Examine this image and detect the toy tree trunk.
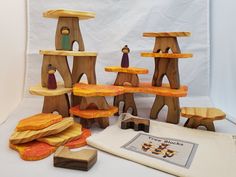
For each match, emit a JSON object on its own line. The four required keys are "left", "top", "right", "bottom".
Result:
{"left": 121, "top": 53, "right": 129, "bottom": 68}
{"left": 48, "top": 74, "right": 57, "bottom": 89}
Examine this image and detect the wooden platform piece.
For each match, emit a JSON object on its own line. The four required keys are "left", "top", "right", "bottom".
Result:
{"left": 120, "top": 113, "right": 150, "bottom": 133}
{"left": 9, "top": 118, "right": 74, "bottom": 144}
{"left": 181, "top": 107, "right": 226, "bottom": 131}
{"left": 54, "top": 146, "right": 97, "bottom": 171}
{"left": 37, "top": 123, "right": 82, "bottom": 146}
{"left": 105, "top": 66, "right": 149, "bottom": 74}
{"left": 40, "top": 50, "right": 97, "bottom": 57}
{"left": 140, "top": 53, "right": 193, "bottom": 59}
{"left": 43, "top": 9, "right": 96, "bottom": 20}
{"left": 29, "top": 82, "right": 72, "bottom": 96}
{"left": 143, "top": 32, "right": 191, "bottom": 37}
{"left": 150, "top": 96, "right": 180, "bottom": 124}
{"left": 73, "top": 83, "right": 124, "bottom": 97}
{"left": 16, "top": 113, "right": 62, "bottom": 131}
{"left": 41, "top": 55, "right": 72, "bottom": 88}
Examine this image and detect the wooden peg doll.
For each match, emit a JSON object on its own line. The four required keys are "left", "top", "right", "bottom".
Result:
{"left": 47, "top": 64, "right": 57, "bottom": 90}
{"left": 61, "top": 27, "right": 70, "bottom": 50}
{"left": 121, "top": 45, "right": 130, "bottom": 68}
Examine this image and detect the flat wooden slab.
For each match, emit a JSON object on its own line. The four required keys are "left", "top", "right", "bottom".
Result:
{"left": 38, "top": 123, "right": 82, "bottom": 146}
{"left": 43, "top": 9, "right": 95, "bottom": 20}
{"left": 124, "top": 82, "right": 188, "bottom": 97}
{"left": 141, "top": 53, "right": 193, "bottom": 59}
{"left": 73, "top": 83, "right": 125, "bottom": 97}
{"left": 70, "top": 105, "right": 118, "bottom": 118}
{"left": 181, "top": 107, "right": 226, "bottom": 120}
{"left": 105, "top": 66, "right": 149, "bottom": 74}
{"left": 29, "top": 82, "right": 72, "bottom": 96}
{"left": 16, "top": 113, "right": 63, "bottom": 131}
{"left": 40, "top": 50, "right": 97, "bottom": 57}
{"left": 9, "top": 118, "right": 74, "bottom": 144}
{"left": 143, "top": 32, "right": 191, "bottom": 38}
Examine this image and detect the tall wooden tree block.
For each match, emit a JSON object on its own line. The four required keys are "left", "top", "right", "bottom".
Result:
{"left": 150, "top": 96, "right": 180, "bottom": 124}
{"left": 71, "top": 56, "right": 97, "bottom": 106}
{"left": 41, "top": 55, "right": 72, "bottom": 88}
{"left": 114, "top": 93, "right": 137, "bottom": 116}
{"left": 80, "top": 96, "right": 110, "bottom": 110}
{"left": 43, "top": 94, "right": 70, "bottom": 117}
{"left": 55, "top": 17, "right": 85, "bottom": 51}
{"left": 114, "top": 72, "right": 139, "bottom": 87}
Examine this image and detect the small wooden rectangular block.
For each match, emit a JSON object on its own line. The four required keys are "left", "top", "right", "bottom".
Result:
{"left": 54, "top": 146, "right": 97, "bottom": 171}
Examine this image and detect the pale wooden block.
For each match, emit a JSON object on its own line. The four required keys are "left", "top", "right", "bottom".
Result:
{"left": 143, "top": 32, "right": 191, "bottom": 37}
{"left": 40, "top": 50, "right": 97, "bottom": 57}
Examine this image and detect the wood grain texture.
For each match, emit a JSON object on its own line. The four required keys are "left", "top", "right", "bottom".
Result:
{"left": 41, "top": 55, "right": 72, "bottom": 88}
{"left": 80, "top": 96, "right": 110, "bottom": 110}
{"left": 150, "top": 96, "right": 180, "bottom": 124}
{"left": 16, "top": 113, "right": 62, "bottom": 131}
{"left": 73, "top": 83, "right": 124, "bottom": 97}
{"left": 105, "top": 66, "right": 148, "bottom": 74}
{"left": 143, "top": 32, "right": 191, "bottom": 37}
{"left": 54, "top": 146, "right": 97, "bottom": 171}
{"left": 9, "top": 118, "right": 74, "bottom": 144}
{"left": 70, "top": 105, "right": 118, "bottom": 118}
{"left": 114, "top": 72, "right": 139, "bottom": 87}
{"left": 37, "top": 123, "right": 82, "bottom": 146}
{"left": 43, "top": 9, "right": 95, "bottom": 19}
{"left": 40, "top": 50, "right": 97, "bottom": 57}
{"left": 42, "top": 94, "right": 70, "bottom": 118}
{"left": 140, "top": 53, "right": 193, "bottom": 58}
{"left": 29, "top": 82, "right": 72, "bottom": 96}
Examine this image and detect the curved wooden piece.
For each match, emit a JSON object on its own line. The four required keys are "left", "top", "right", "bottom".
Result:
{"left": 41, "top": 55, "right": 72, "bottom": 88}
{"left": 184, "top": 117, "right": 215, "bottom": 131}
{"left": 55, "top": 17, "right": 85, "bottom": 51}
{"left": 143, "top": 32, "right": 191, "bottom": 38}
{"left": 40, "top": 50, "right": 97, "bottom": 57}
{"left": 141, "top": 53, "right": 192, "bottom": 58}
{"left": 80, "top": 96, "right": 110, "bottom": 110}
{"left": 105, "top": 66, "right": 148, "bottom": 74}
{"left": 43, "top": 9, "right": 96, "bottom": 20}
{"left": 113, "top": 94, "right": 137, "bottom": 116}
{"left": 43, "top": 94, "right": 70, "bottom": 117}
{"left": 114, "top": 72, "right": 139, "bottom": 87}
{"left": 150, "top": 96, "right": 180, "bottom": 124}
{"left": 73, "top": 83, "right": 124, "bottom": 97}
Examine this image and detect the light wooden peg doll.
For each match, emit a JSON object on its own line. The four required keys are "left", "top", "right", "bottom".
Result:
{"left": 47, "top": 64, "right": 57, "bottom": 90}
{"left": 121, "top": 45, "right": 130, "bottom": 68}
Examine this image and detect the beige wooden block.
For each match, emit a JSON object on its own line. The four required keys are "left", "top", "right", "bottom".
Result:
{"left": 38, "top": 123, "right": 82, "bottom": 146}
{"left": 9, "top": 118, "right": 74, "bottom": 144}
{"left": 143, "top": 32, "right": 191, "bottom": 37}
{"left": 39, "top": 50, "right": 97, "bottom": 57}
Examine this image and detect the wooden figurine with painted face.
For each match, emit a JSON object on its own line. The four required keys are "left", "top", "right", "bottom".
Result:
{"left": 61, "top": 27, "right": 70, "bottom": 50}
{"left": 121, "top": 45, "right": 130, "bottom": 68}
{"left": 47, "top": 64, "right": 57, "bottom": 90}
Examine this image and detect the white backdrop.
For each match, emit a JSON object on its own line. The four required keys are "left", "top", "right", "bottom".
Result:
{"left": 25, "top": 0, "right": 210, "bottom": 97}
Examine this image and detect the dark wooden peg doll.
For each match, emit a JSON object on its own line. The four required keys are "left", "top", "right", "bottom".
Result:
{"left": 47, "top": 64, "right": 57, "bottom": 90}
{"left": 121, "top": 45, "right": 130, "bottom": 68}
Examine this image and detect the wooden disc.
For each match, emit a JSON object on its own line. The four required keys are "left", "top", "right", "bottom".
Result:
{"left": 105, "top": 66, "right": 148, "bottom": 74}
{"left": 141, "top": 53, "right": 193, "bottom": 59}
{"left": 143, "top": 32, "right": 191, "bottom": 37}
{"left": 40, "top": 50, "right": 97, "bottom": 57}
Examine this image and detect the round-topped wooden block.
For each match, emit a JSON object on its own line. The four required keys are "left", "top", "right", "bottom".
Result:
{"left": 123, "top": 82, "right": 188, "bottom": 97}
{"left": 141, "top": 53, "right": 193, "bottom": 59}
{"left": 43, "top": 9, "right": 95, "bottom": 20}
{"left": 70, "top": 105, "right": 118, "bottom": 119}
{"left": 105, "top": 66, "right": 148, "bottom": 74}
{"left": 40, "top": 50, "right": 97, "bottom": 57}
{"left": 143, "top": 32, "right": 191, "bottom": 38}
{"left": 29, "top": 83, "right": 72, "bottom": 96}
{"left": 73, "top": 83, "right": 125, "bottom": 97}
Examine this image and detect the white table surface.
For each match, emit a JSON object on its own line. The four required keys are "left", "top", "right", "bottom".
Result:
{"left": 1, "top": 96, "right": 235, "bottom": 177}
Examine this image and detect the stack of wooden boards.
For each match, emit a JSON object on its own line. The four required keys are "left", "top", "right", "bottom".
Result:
{"left": 9, "top": 113, "right": 91, "bottom": 161}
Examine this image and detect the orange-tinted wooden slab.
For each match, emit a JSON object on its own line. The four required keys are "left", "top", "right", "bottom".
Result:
{"left": 65, "top": 129, "right": 91, "bottom": 149}
{"left": 143, "top": 32, "right": 191, "bottom": 37}
{"left": 70, "top": 105, "right": 118, "bottom": 119}
{"left": 37, "top": 123, "right": 82, "bottom": 146}
{"left": 181, "top": 107, "right": 226, "bottom": 120}
{"left": 105, "top": 66, "right": 148, "bottom": 74}
{"left": 43, "top": 9, "right": 95, "bottom": 20}
{"left": 123, "top": 82, "right": 188, "bottom": 97}
{"left": 73, "top": 83, "right": 125, "bottom": 97}
{"left": 141, "top": 53, "right": 193, "bottom": 59}
{"left": 9, "top": 141, "right": 56, "bottom": 161}
{"left": 40, "top": 50, "right": 97, "bottom": 57}
{"left": 10, "top": 118, "right": 74, "bottom": 144}
{"left": 16, "top": 113, "right": 63, "bottom": 131}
